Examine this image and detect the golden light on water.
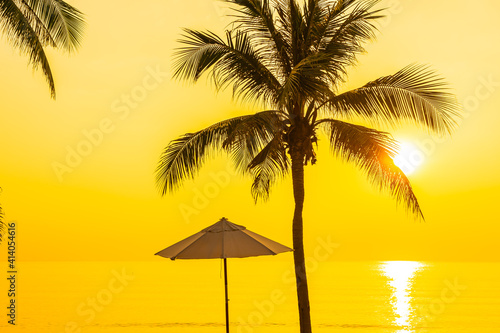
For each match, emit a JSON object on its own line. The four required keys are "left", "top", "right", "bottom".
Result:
{"left": 381, "top": 261, "right": 425, "bottom": 332}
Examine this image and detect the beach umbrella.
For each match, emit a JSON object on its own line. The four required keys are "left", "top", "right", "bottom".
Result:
{"left": 155, "top": 217, "right": 293, "bottom": 333}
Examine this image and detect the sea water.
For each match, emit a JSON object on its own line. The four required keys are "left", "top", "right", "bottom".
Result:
{"left": 1, "top": 260, "right": 499, "bottom": 332}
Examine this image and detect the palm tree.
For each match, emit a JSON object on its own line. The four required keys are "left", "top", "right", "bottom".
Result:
{"left": 0, "top": 1, "right": 84, "bottom": 241}
{"left": 156, "top": 0, "right": 459, "bottom": 332}
{"left": 0, "top": 0, "right": 85, "bottom": 98}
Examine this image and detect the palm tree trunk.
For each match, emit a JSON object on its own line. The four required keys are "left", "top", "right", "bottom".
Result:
{"left": 290, "top": 150, "right": 312, "bottom": 333}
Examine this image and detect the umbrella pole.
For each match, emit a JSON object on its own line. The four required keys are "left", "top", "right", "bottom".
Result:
{"left": 224, "top": 258, "right": 229, "bottom": 333}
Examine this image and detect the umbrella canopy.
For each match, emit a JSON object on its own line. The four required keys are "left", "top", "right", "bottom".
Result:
{"left": 155, "top": 217, "right": 292, "bottom": 333}
{"left": 155, "top": 217, "right": 293, "bottom": 259}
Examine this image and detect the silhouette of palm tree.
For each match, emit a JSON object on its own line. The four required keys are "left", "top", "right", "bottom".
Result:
{"left": 156, "top": 1, "right": 460, "bottom": 332}
{"left": 0, "top": 0, "right": 84, "bottom": 243}
{"left": 0, "top": 0, "right": 85, "bottom": 98}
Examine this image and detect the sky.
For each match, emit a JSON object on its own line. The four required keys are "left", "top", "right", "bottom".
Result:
{"left": 0, "top": 0, "right": 499, "bottom": 262}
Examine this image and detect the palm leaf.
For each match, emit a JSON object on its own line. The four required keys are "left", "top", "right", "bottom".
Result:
{"left": 327, "top": 64, "right": 461, "bottom": 135}
{"left": 225, "top": 110, "right": 284, "bottom": 172}
{"left": 225, "top": 0, "right": 292, "bottom": 76}
{"left": 248, "top": 134, "right": 289, "bottom": 201}
{"left": 278, "top": 51, "right": 343, "bottom": 103}
{"left": 279, "top": 0, "right": 384, "bottom": 102}
{"left": 22, "top": 0, "right": 85, "bottom": 52}
{"left": 288, "top": 0, "right": 305, "bottom": 63}
{"left": 173, "top": 28, "right": 281, "bottom": 104}
{"left": 310, "top": 0, "right": 382, "bottom": 56}
{"left": 316, "top": 0, "right": 382, "bottom": 85}
{"left": 324, "top": 0, "right": 382, "bottom": 49}
{"left": 12, "top": 0, "right": 56, "bottom": 47}
{"left": 320, "top": 118, "right": 423, "bottom": 219}
{"left": 0, "top": 0, "right": 55, "bottom": 97}
{"left": 156, "top": 111, "right": 281, "bottom": 195}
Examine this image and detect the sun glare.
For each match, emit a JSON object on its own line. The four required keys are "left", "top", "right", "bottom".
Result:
{"left": 392, "top": 142, "right": 424, "bottom": 175}
{"left": 381, "top": 261, "right": 425, "bottom": 332}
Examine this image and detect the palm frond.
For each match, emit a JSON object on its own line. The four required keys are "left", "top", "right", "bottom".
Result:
{"left": 12, "top": 0, "right": 56, "bottom": 47}
{"left": 320, "top": 118, "right": 423, "bottom": 219}
{"left": 309, "top": 1, "right": 382, "bottom": 52}
{"left": 0, "top": 0, "right": 55, "bottom": 97}
{"left": 224, "top": 0, "right": 292, "bottom": 76}
{"left": 327, "top": 64, "right": 461, "bottom": 135}
{"left": 278, "top": 0, "right": 383, "bottom": 101}
{"left": 156, "top": 111, "right": 282, "bottom": 195}
{"left": 248, "top": 134, "right": 289, "bottom": 201}
{"left": 278, "top": 51, "right": 341, "bottom": 103}
{"left": 225, "top": 110, "right": 284, "bottom": 172}
{"left": 314, "top": 0, "right": 383, "bottom": 84}
{"left": 324, "top": 0, "right": 382, "bottom": 48}
{"left": 22, "top": 0, "right": 85, "bottom": 52}
{"left": 173, "top": 28, "right": 281, "bottom": 105}
{"left": 222, "top": 108, "right": 288, "bottom": 200}
{"left": 303, "top": 0, "right": 332, "bottom": 47}
{"left": 288, "top": 0, "right": 305, "bottom": 64}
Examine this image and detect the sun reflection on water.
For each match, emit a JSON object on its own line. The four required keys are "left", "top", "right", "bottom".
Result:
{"left": 381, "top": 261, "right": 425, "bottom": 332}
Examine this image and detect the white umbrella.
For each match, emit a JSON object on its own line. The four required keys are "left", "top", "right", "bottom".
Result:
{"left": 155, "top": 217, "right": 292, "bottom": 332}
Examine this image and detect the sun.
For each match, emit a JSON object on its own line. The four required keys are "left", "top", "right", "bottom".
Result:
{"left": 392, "top": 141, "right": 425, "bottom": 175}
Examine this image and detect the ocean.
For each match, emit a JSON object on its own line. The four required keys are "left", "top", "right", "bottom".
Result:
{"left": 1, "top": 260, "right": 499, "bottom": 332}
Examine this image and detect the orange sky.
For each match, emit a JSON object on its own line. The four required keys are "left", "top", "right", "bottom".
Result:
{"left": 0, "top": 0, "right": 499, "bottom": 262}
